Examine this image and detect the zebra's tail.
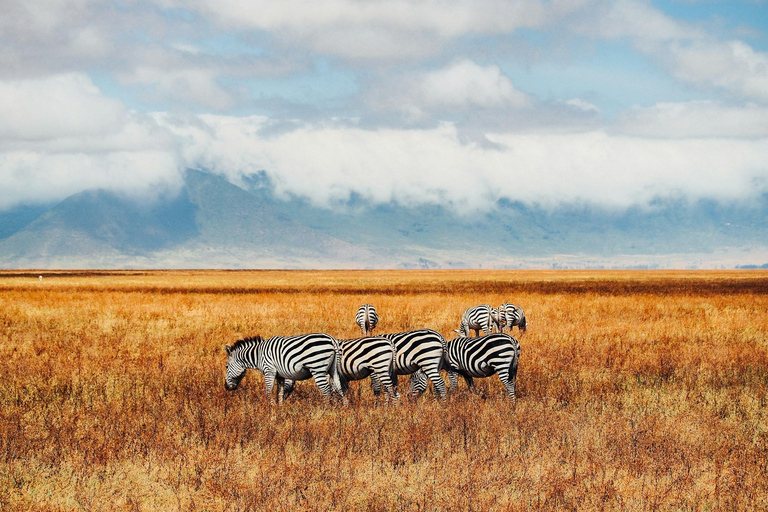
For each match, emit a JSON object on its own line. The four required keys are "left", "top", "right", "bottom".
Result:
{"left": 330, "top": 342, "right": 349, "bottom": 402}
{"left": 435, "top": 330, "right": 459, "bottom": 392}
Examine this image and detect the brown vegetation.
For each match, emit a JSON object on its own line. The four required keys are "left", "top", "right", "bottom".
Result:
{"left": 1, "top": 269, "right": 767, "bottom": 511}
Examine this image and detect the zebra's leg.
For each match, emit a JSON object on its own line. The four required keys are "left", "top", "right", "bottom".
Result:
{"left": 263, "top": 369, "right": 278, "bottom": 405}
{"left": 495, "top": 362, "right": 518, "bottom": 399}
{"left": 283, "top": 379, "right": 296, "bottom": 402}
{"left": 276, "top": 375, "right": 286, "bottom": 405}
{"left": 374, "top": 370, "right": 400, "bottom": 403}
{"left": 447, "top": 369, "right": 459, "bottom": 392}
{"left": 310, "top": 369, "right": 333, "bottom": 402}
{"left": 423, "top": 366, "right": 447, "bottom": 401}
{"left": 370, "top": 374, "right": 383, "bottom": 396}
{"left": 460, "top": 374, "right": 478, "bottom": 394}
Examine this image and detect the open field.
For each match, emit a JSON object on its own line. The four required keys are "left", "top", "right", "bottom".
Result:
{"left": 1, "top": 269, "right": 767, "bottom": 511}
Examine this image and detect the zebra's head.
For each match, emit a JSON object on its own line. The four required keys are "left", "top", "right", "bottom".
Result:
{"left": 509, "top": 306, "right": 526, "bottom": 332}
{"left": 224, "top": 343, "right": 248, "bottom": 391}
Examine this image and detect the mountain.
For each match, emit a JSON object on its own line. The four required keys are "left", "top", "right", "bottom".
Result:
{"left": 0, "top": 169, "right": 766, "bottom": 269}
{"left": 0, "top": 170, "right": 384, "bottom": 268}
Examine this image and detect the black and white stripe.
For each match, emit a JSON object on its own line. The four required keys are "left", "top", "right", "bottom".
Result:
{"left": 337, "top": 336, "right": 399, "bottom": 401}
{"left": 355, "top": 304, "right": 379, "bottom": 336}
{"left": 224, "top": 333, "right": 347, "bottom": 404}
{"left": 446, "top": 333, "right": 521, "bottom": 398}
{"left": 498, "top": 303, "right": 527, "bottom": 333}
{"left": 381, "top": 329, "right": 448, "bottom": 400}
{"left": 456, "top": 305, "right": 496, "bottom": 337}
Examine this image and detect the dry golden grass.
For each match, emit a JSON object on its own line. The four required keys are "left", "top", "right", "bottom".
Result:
{"left": 1, "top": 269, "right": 767, "bottom": 511}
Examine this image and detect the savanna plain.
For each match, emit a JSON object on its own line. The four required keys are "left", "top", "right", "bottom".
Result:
{"left": 1, "top": 269, "right": 767, "bottom": 511}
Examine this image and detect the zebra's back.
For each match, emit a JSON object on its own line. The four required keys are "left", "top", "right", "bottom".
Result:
{"left": 382, "top": 329, "right": 448, "bottom": 400}
{"left": 460, "top": 305, "right": 495, "bottom": 336}
{"left": 448, "top": 333, "right": 521, "bottom": 398}
{"left": 338, "top": 336, "right": 396, "bottom": 381}
{"left": 355, "top": 304, "right": 379, "bottom": 336}
{"left": 500, "top": 303, "right": 526, "bottom": 332}
{"left": 224, "top": 332, "right": 347, "bottom": 404}
{"left": 382, "top": 329, "right": 446, "bottom": 375}
{"left": 262, "top": 333, "right": 341, "bottom": 380}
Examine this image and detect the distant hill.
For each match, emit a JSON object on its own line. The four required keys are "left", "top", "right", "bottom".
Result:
{"left": 1, "top": 169, "right": 766, "bottom": 268}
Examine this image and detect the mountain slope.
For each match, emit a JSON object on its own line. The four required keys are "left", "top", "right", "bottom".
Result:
{"left": 0, "top": 169, "right": 766, "bottom": 269}
{"left": 0, "top": 170, "right": 384, "bottom": 268}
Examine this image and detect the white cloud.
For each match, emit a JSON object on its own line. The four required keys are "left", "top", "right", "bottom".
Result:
{"left": 0, "top": 74, "right": 127, "bottom": 140}
{"left": 615, "top": 101, "right": 768, "bottom": 138}
{"left": 366, "top": 60, "right": 532, "bottom": 121}
{"left": 565, "top": 0, "right": 768, "bottom": 103}
{"left": 0, "top": 74, "right": 181, "bottom": 209}
{"left": 585, "top": 0, "right": 704, "bottom": 41}
{"left": 662, "top": 40, "right": 768, "bottom": 102}
{"left": 119, "top": 65, "right": 235, "bottom": 110}
{"left": 172, "top": 0, "right": 548, "bottom": 60}
{"left": 420, "top": 60, "right": 532, "bottom": 109}
{"left": 157, "top": 114, "right": 768, "bottom": 212}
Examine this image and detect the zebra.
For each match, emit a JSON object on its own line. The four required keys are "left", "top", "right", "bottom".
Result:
{"left": 335, "top": 336, "right": 399, "bottom": 402}
{"left": 455, "top": 305, "right": 496, "bottom": 337}
{"left": 224, "top": 333, "right": 347, "bottom": 405}
{"left": 355, "top": 304, "right": 379, "bottom": 336}
{"left": 381, "top": 329, "right": 448, "bottom": 400}
{"left": 498, "top": 303, "right": 527, "bottom": 333}
{"left": 445, "top": 333, "right": 521, "bottom": 398}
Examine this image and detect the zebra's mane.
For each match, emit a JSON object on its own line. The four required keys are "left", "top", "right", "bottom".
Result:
{"left": 230, "top": 335, "right": 263, "bottom": 352}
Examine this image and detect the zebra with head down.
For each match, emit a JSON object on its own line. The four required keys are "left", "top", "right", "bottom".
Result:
{"left": 224, "top": 333, "right": 347, "bottom": 405}
{"left": 496, "top": 303, "right": 527, "bottom": 333}
{"left": 456, "top": 305, "right": 497, "bottom": 337}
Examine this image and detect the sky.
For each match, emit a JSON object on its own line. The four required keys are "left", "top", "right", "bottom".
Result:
{"left": 1, "top": 0, "right": 767, "bottom": 214}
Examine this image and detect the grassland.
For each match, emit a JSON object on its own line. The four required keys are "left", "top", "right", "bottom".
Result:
{"left": 1, "top": 269, "right": 767, "bottom": 511}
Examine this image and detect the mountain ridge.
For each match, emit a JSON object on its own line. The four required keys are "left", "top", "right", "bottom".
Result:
{"left": 0, "top": 169, "right": 766, "bottom": 269}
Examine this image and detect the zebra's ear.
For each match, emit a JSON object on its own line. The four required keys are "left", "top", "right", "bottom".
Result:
{"left": 224, "top": 345, "right": 231, "bottom": 355}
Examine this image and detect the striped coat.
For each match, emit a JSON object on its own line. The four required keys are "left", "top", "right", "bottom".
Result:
{"left": 382, "top": 329, "right": 448, "bottom": 400}
{"left": 446, "top": 333, "right": 521, "bottom": 398}
{"left": 498, "top": 303, "right": 527, "bottom": 333}
{"left": 355, "top": 304, "right": 379, "bottom": 336}
{"left": 457, "top": 305, "right": 496, "bottom": 337}
{"left": 337, "top": 336, "right": 399, "bottom": 401}
{"left": 224, "top": 333, "right": 347, "bottom": 404}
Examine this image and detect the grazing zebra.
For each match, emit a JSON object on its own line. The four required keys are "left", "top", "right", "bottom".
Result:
{"left": 456, "top": 305, "right": 496, "bottom": 337}
{"left": 355, "top": 304, "right": 379, "bottom": 336}
{"left": 446, "top": 333, "right": 521, "bottom": 398}
{"left": 224, "top": 333, "right": 347, "bottom": 405}
{"left": 335, "top": 336, "right": 399, "bottom": 401}
{"left": 498, "top": 303, "right": 527, "bottom": 333}
{"left": 381, "top": 329, "right": 448, "bottom": 400}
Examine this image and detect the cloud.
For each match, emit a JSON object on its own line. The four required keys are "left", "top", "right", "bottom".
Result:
{"left": 172, "top": 0, "right": 549, "bottom": 60}
{"left": 0, "top": 74, "right": 181, "bottom": 209}
{"left": 566, "top": 0, "right": 768, "bottom": 103}
{"left": 419, "top": 60, "right": 532, "bottom": 110}
{"left": 614, "top": 101, "right": 768, "bottom": 138}
{"left": 661, "top": 40, "right": 768, "bottom": 102}
{"left": 364, "top": 60, "right": 532, "bottom": 124}
{"left": 584, "top": 0, "right": 704, "bottom": 41}
{"left": 157, "top": 114, "right": 768, "bottom": 213}
{"left": 0, "top": 74, "right": 127, "bottom": 140}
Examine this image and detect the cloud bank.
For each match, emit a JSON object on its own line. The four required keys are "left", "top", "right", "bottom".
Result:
{"left": 1, "top": 0, "right": 767, "bottom": 217}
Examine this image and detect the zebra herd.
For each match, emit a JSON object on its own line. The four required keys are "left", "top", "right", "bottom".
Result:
{"left": 223, "top": 303, "right": 525, "bottom": 405}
